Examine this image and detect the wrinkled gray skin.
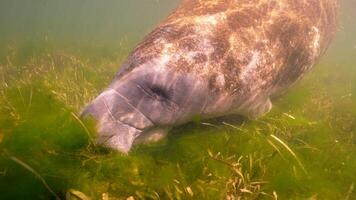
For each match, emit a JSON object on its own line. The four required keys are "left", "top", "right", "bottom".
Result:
{"left": 82, "top": 67, "right": 210, "bottom": 152}
{"left": 82, "top": 0, "right": 337, "bottom": 153}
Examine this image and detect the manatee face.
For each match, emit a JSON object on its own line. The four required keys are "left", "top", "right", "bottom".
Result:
{"left": 82, "top": 65, "right": 209, "bottom": 153}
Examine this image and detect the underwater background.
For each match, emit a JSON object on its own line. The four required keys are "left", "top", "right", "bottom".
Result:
{"left": 0, "top": 0, "right": 355, "bottom": 199}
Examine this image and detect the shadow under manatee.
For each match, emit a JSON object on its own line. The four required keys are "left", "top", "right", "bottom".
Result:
{"left": 134, "top": 114, "right": 247, "bottom": 156}
{"left": 170, "top": 114, "right": 246, "bottom": 137}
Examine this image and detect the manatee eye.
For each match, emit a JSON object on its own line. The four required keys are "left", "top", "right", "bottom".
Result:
{"left": 150, "top": 86, "right": 171, "bottom": 101}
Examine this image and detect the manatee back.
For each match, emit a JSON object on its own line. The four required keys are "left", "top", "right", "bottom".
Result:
{"left": 115, "top": 0, "right": 336, "bottom": 97}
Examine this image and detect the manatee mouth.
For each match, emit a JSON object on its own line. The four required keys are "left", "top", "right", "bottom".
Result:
{"left": 81, "top": 89, "right": 154, "bottom": 153}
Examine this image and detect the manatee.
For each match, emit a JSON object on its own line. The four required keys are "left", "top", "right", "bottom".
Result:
{"left": 82, "top": 0, "right": 337, "bottom": 153}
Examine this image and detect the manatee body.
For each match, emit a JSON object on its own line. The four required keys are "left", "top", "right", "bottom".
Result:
{"left": 83, "top": 0, "right": 337, "bottom": 152}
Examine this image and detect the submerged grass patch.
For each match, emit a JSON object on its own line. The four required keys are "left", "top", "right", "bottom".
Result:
{"left": 0, "top": 46, "right": 355, "bottom": 200}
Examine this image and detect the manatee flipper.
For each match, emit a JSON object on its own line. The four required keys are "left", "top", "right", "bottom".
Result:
{"left": 246, "top": 98, "right": 272, "bottom": 119}
{"left": 134, "top": 127, "right": 170, "bottom": 145}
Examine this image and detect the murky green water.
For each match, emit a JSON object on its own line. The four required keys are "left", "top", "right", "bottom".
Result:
{"left": 0, "top": 0, "right": 355, "bottom": 199}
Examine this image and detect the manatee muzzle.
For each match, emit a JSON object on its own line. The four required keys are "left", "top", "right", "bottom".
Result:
{"left": 81, "top": 89, "right": 154, "bottom": 153}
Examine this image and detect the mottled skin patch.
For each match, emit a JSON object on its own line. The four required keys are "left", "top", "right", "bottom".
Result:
{"left": 117, "top": 0, "right": 336, "bottom": 113}
{"left": 84, "top": 0, "right": 337, "bottom": 152}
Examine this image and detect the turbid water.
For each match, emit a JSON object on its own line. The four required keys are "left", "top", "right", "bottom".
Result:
{"left": 0, "top": 0, "right": 355, "bottom": 199}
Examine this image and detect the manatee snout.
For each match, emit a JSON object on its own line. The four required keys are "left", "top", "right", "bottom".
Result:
{"left": 82, "top": 68, "right": 209, "bottom": 152}
{"left": 81, "top": 89, "right": 151, "bottom": 153}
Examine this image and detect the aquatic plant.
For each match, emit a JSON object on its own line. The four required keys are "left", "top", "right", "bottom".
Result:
{"left": 0, "top": 43, "right": 354, "bottom": 199}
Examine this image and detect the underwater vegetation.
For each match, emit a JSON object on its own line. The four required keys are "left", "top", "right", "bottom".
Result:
{"left": 0, "top": 39, "right": 355, "bottom": 199}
